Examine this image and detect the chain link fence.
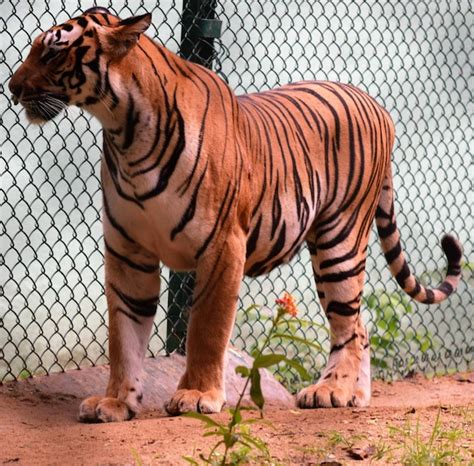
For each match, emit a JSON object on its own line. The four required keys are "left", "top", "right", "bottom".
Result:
{"left": 1, "top": 0, "right": 472, "bottom": 386}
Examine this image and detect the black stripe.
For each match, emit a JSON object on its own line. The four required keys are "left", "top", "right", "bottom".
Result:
{"left": 395, "top": 261, "right": 411, "bottom": 288}
{"left": 330, "top": 333, "right": 357, "bottom": 354}
{"left": 136, "top": 105, "right": 186, "bottom": 200}
{"left": 316, "top": 259, "right": 366, "bottom": 283}
{"left": 111, "top": 284, "right": 158, "bottom": 317}
{"left": 384, "top": 242, "right": 402, "bottom": 264}
{"left": 407, "top": 282, "right": 421, "bottom": 298}
{"left": 170, "top": 164, "right": 207, "bottom": 240}
{"left": 103, "top": 138, "right": 143, "bottom": 208}
{"left": 307, "top": 240, "right": 317, "bottom": 255}
{"left": 319, "top": 249, "right": 357, "bottom": 269}
{"left": 376, "top": 205, "right": 391, "bottom": 220}
{"left": 447, "top": 265, "right": 461, "bottom": 276}
{"left": 103, "top": 62, "right": 119, "bottom": 109}
{"left": 177, "top": 80, "right": 212, "bottom": 195}
{"left": 105, "top": 241, "right": 159, "bottom": 273}
{"left": 117, "top": 307, "right": 141, "bottom": 324}
{"left": 194, "top": 183, "right": 234, "bottom": 260}
{"left": 271, "top": 182, "right": 282, "bottom": 239}
{"left": 292, "top": 86, "right": 341, "bottom": 150}
{"left": 246, "top": 214, "right": 263, "bottom": 259}
{"left": 422, "top": 289, "right": 435, "bottom": 304}
{"left": 123, "top": 93, "right": 140, "bottom": 150}
{"left": 246, "top": 221, "right": 287, "bottom": 276}
{"left": 103, "top": 195, "right": 136, "bottom": 244}
{"left": 128, "top": 79, "right": 176, "bottom": 169}
{"left": 326, "top": 301, "right": 359, "bottom": 317}
{"left": 438, "top": 281, "right": 454, "bottom": 296}
{"left": 77, "top": 17, "right": 88, "bottom": 28}
{"left": 378, "top": 221, "right": 397, "bottom": 239}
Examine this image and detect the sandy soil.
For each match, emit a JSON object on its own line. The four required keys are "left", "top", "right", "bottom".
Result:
{"left": 0, "top": 373, "right": 473, "bottom": 465}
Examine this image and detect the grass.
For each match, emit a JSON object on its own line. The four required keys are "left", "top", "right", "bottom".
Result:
{"left": 293, "top": 407, "right": 472, "bottom": 465}
{"left": 385, "top": 407, "right": 472, "bottom": 465}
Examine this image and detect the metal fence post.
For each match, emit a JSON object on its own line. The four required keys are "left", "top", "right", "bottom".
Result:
{"left": 166, "top": 0, "right": 222, "bottom": 355}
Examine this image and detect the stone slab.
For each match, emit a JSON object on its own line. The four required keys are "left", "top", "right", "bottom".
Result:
{"left": 1, "top": 349, "right": 295, "bottom": 413}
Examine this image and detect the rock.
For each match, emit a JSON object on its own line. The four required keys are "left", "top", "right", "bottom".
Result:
{"left": 347, "top": 443, "right": 376, "bottom": 460}
{"left": 0, "top": 348, "right": 294, "bottom": 413}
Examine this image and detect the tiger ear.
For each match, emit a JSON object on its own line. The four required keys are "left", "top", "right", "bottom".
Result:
{"left": 103, "top": 13, "right": 152, "bottom": 57}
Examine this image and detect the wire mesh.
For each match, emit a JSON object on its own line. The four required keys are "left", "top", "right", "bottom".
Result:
{"left": 0, "top": 0, "right": 472, "bottom": 384}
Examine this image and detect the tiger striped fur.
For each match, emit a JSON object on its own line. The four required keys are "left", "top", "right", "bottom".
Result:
{"left": 9, "top": 8, "right": 463, "bottom": 422}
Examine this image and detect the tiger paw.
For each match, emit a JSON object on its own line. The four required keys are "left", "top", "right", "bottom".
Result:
{"left": 165, "top": 388, "right": 225, "bottom": 415}
{"left": 350, "top": 386, "right": 371, "bottom": 408}
{"left": 296, "top": 380, "right": 355, "bottom": 408}
{"left": 78, "top": 396, "right": 135, "bottom": 423}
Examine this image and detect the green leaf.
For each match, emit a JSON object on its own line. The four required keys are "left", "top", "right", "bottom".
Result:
{"left": 203, "top": 430, "right": 226, "bottom": 437}
{"left": 366, "top": 294, "right": 378, "bottom": 309}
{"left": 280, "top": 318, "right": 329, "bottom": 332}
{"left": 229, "top": 406, "right": 242, "bottom": 424}
{"left": 182, "top": 456, "right": 200, "bottom": 465}
{"left": 371, "top": 335, "right": 393, "bottom": 351}
{"left": 241, "top": 418, "right": 275, "bottom": 428}
{"left": 283, "top": 357, "right": 312, "bottom": 381}
{"left": 372, "top": 357, "right": 388, "bottom": 369}
{"left": 241, "top": 304, "right": 260, "bottom": 315}
{"left": 239, "top": 432, "right": 269, "bottom": 455}
{"left": 224, "top": 432, "right": 238, "bottom": 449}
{"left": 235, "top": 365, "right": 251, "bottom": 378}
{"left": 250, "top": 348, "right": 260, "bottom": 359}
{"left": 253, "top": 353, "right": 286, "bottom": 369}
{"left": 376, "top": 320, "right": 388, "bottom": 330}
{"left": 250, "top": 368, "right": 264, "bottom": 410}
{"left": 183, "top": 412, "right": 223, "bottom": 428}
{"left": 271, "top": 333, "right": 324, "bottom": 351}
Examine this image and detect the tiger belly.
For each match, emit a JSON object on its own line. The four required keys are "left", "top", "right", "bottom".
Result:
{"left": 244, "top": 196, "right": 318, "bottom": 277}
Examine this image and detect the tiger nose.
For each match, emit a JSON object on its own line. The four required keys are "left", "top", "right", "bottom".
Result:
{"left": 9, "top": 74, "right": 24, "bottom": 104}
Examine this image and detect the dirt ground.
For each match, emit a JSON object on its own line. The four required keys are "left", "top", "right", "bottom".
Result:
{"left": 0, "top": 373, "right": 473, "bottom": 465}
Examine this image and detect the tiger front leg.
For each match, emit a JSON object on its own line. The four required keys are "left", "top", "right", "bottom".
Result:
{"left": 297, "top": 250, "right": 371, "bottom": 408}
{"left": 165, "top": 234, "right": 245, "bottom": 415}
{"left": 79, "top": 241, "right": 160, "bottom": 423}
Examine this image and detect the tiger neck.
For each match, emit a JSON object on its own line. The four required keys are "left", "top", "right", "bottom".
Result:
{"left": 82, "top": 41, "right": 197, "bottom": 203}
{"left": 85, "top": 42, "right": 181, "bottom": 165}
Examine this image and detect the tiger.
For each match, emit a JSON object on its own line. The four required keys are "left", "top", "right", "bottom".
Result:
{"left": 9, "top": 7, "right": 463, "bottom": 423}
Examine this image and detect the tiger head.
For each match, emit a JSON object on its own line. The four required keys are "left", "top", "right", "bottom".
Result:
{"left": 8, "top": 7, "right": 151, "bottom": 123}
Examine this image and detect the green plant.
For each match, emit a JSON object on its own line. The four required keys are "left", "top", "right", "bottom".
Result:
{"left": 18, "top": 369, "right": 31, "bottom": 380}
{"left": 130, "top": 447, "right": 144, "bottom": 466}
{"left": 364, "top": 290, "right": 433, "bottom": 378}
{"left": 235, "top": 301, "right": 327, "bottom": 393}
{"left": 184, "top": 293, "right": 313, "bottom": 465}
{"left": 388, "top": 408, "right": 468, "bottom": 465}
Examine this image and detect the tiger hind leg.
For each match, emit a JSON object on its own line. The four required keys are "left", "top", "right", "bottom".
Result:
{"left": 297, "top": 239, "right": 371, "bottom": 408}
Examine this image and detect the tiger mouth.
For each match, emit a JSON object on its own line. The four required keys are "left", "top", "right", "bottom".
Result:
{"left": 19, "top": 93, "right": 69, "bottom": 122}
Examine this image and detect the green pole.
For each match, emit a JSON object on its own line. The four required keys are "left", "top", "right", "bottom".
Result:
{"left": 166, "top": 0, "right": 222, "bottom": 354}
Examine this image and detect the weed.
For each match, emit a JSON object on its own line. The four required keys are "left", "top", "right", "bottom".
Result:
{"left": 387, "top": 408, "right": 469, "bottom": 465}
{"left": 17, "top": 369, "right": 31, "bottom": 380}
{"left": 235, "top": 302, "right": 326, "bottom": 393}
{"left": 363, "top": 290, "right": 433, "bottom": 379}
{"left": 130, "top": 447, "right": 143, "bottom": 466}
{"left": 184, "top": 293, "right": 313, "bottom": 465}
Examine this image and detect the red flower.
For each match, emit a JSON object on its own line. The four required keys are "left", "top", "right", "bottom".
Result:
{"left": 275, "top": 292, "right": 298, "bottom": 317}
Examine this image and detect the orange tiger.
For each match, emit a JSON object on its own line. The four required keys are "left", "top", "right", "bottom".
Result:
{"left": 9, "top": 7, "right": 462, "bottom": 422}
